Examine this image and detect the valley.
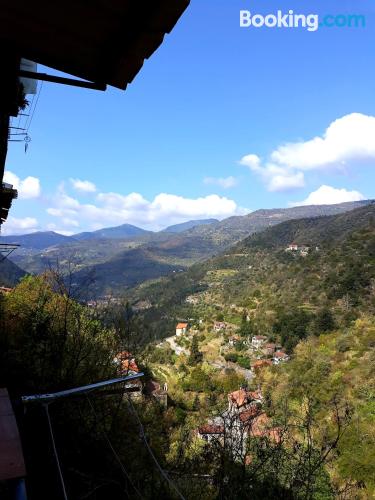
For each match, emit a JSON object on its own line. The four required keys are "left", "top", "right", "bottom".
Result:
{"left": 1, "top": 200, "right": 374, "bottom": 498}
{"left": 1, "top": 199, "right": 371, "bottom": 298}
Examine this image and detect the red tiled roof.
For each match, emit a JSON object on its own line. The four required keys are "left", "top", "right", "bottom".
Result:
{"left": 229, "top": 388, "right": 262, "bottom": 408}
{"left": 121, "top": 359, "right": 139, "bottom": 373}
{"left": 198, "top": 424, "right": 224, "bottom": 435}
{"left": 229, "top": 388, "right": 248, "bottom": 407}
{"left": 248, "top": 390, "right": 263, "bottom": 401}
{"left": 274, "top": 351, "right": 288, "bottom": 358}
{"left": 176, "top": 322, "right": 188, "bottom": 329}
{"left": 249, "top": 413, "right": 282, "bottom": 443}
{"left": 239, "top": 406, "right": 260, "bottom": 423}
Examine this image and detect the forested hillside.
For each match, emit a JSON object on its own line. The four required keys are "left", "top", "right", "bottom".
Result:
{"left": 0, "top": 204, "right": 374, "bottom": 499}
{"left": 5, "top": 200, "right": 371, "bottom": 297}
{"left": 131, "top": 203, "right": 375, "bottom": 346}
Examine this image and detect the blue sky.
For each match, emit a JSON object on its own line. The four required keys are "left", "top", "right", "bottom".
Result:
{"left": 3, "top": 0, "right": 375, "bottom": 235}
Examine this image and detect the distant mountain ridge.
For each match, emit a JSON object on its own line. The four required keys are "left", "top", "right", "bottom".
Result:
{"left": 0, "top": 231, "right": 75, "bottom": 250}
{"left": 132, "top": 202, "right": 375, "bottom": 315}
{"left": 74, "top": 223, "right": 150, "bottom": 240}
{"left": 4, "top": 200, "right": 374, "bottom": 297}
{"left": 185, "top": 200, "right": 372, "bottom": 243}
{"left": 163, "top": 219, "right": 218, "bottom": 233}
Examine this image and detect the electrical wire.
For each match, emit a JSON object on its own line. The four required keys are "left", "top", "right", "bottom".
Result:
{"left": 17, "top": 93, "right": 34, "bottom": 132}
{"left": 127, "top": 397, "right": 186, "bottom": 500}
{"left": 44, "top": 403, "right": 69, "bottom": 500}
{"left": 85, "top": 394, "right": 144, "bottom": 499}
{"left": 25, "top": 80, "right": 43, "bottom": 132}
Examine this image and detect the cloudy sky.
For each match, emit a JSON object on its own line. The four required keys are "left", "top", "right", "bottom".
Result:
{"left": 3, "top": 0, "right": 375, "bottom": 235}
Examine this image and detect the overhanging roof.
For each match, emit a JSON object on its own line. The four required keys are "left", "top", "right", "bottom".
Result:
{"left": 0, "top": 0, "right": 190, "bottom": 89}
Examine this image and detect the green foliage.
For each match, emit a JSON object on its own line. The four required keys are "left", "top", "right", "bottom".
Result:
{"left": 239, "top": 312, "right": 254, "bottom": 337}
{"left": 148, "top": 345, "right": 175, "bottom": 364}
{"left": 182, "top": 366, "right": 214, "bottom": 392}
{"left": 273, "top": 308, "right": 312, "bottom": 352}
{"left": 224, "top": 352, "right": 238, "bottom": 363}
{"left": 312, "top": 307, "right": 336, "bottom": 335}
{"left": 237, "top": 356, "right": 251, "bottom": 369}
{"left": 188, "top": 335, "right": 203, "bottom": 366}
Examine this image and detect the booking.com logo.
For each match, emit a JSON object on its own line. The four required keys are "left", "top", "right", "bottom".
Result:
{"left": 239, "top": 10, "right": 366, "bottom": 32}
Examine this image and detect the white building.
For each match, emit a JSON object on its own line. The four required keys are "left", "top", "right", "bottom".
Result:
{"left": 176, "top": 322, "right": 188, "bottom": 336}
{"left": 251, "top": 335, "right": 267, "bottom": 349}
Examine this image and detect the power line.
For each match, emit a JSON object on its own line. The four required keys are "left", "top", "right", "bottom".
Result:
{"left": 44, "top": 403, "right": 69, "bottom": 500}
{"left": 25, "top": 80, "right": 43, "bottom": 132}
{"left": 127, "top": 396, "right": 186, "bottom": 500}
{"left": 85, "top": 395, "right": 144, "bottom": 499}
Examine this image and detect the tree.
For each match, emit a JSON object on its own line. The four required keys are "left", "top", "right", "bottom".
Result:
{"left": 239, "top": 311, "right": 254, "bottom": 338}
{"left": 188, "top": 335, "right": 203, "bottom": 366}
{"left": 312, "top": 307, "right": 335, "bottom": 335}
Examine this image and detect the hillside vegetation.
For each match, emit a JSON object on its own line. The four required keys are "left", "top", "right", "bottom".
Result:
{"left": 3, "top": 200, "right": 371, "bottom": 297}
{"left": 0, "top": 204, "right": 374, "bottom": 498}
{"left": 131, "top": 204, "right": 375, "bottom": 346}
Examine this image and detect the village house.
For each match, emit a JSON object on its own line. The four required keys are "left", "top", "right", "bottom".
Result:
{"left": 263, "top": 343, "right": 276, "bottom": 356}
{"left": 113, "top": 351, "right": 143, "bottom": 399}
{"left": 286, "top": 243, "right": 310, "bottom": 256}
{"left": 286, "top": 243, "right": 299, "bottom": 251}
{"left": 251, "top": 335, "right": 267, "bottom": 349}
{"left": 228, "top": 388, "right": 263, "bottom": 414}
{"left": 228, "top": 334, "right": 240, "bottom": 347}
{"left": 114, "top": 351, "right": 140, "bottom": 375}
{"left": 214, "top": 321, "right": 226, "bottom": 332}
{"left": 247, "top": 413, "right": 282, "bottom": 443}
{"left": 197, "top": 424, "right": 225, "bottom": 443}
{"left": 175, "top": 322, "right": 188, "bottom": 336}
{"left": 0, "top": 286, "right": 12, "bottom": 294}
{"left": 273, "top": 351, "right": 290, "bottom": 364}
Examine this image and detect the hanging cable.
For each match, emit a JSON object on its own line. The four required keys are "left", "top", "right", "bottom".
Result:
{"left": 25, "top": 80, "right": 43, "bottom": 132}
{"left": 44, "top": 403, "right": 69, "bottom": 500}
{"left": 85, "top": 395, "right": 144, "bottom": 500}
{"left": 18, "top": 92, "right": 35, "bottom": 131}
{"left": 127, "top": 397, "right": 186, "bottom": 500}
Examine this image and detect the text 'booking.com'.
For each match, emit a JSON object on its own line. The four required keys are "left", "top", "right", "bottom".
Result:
{"left": 240, "top": 10, "right": 366, "bottom": 32}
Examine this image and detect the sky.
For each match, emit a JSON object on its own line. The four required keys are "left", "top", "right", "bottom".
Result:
{"left": 3, "top": 0, "right": 375, "bottom": 235}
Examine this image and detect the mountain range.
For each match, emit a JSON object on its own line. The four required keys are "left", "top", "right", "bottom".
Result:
{"left": 131, "top": 202, "right": 375, "bottom": 342}
{"left": 0, "top": 200, "right": 372, "bottom": 294}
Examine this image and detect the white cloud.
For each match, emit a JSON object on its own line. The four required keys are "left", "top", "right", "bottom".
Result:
{"left": 271, "top": 113, "right": 375, "bottom": 170}
{"left": 290, "top": 185, "right": 365, "bottom": 207}
{"left": 1, "top": 216, "right": 39, "bottom": 235}
{"left": 47, "top": 186, "right": 248, "bottom": 231}
{"left": 263, "top": 166, "right": 305, "bottom": 192}
{"left": 239, "top": 154, "right": 261, "bottom": 170}
{"left": 240, "top": 113, "right": 375, "bottom": 192}
{"left": 204, "top": 176, "right": 238, "bottom": 189}
{"left": 70, "top": 178, "right": 97, "bottom": 193}
{"left": 3, "top": 170, "right": 41, "bottom": 199}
